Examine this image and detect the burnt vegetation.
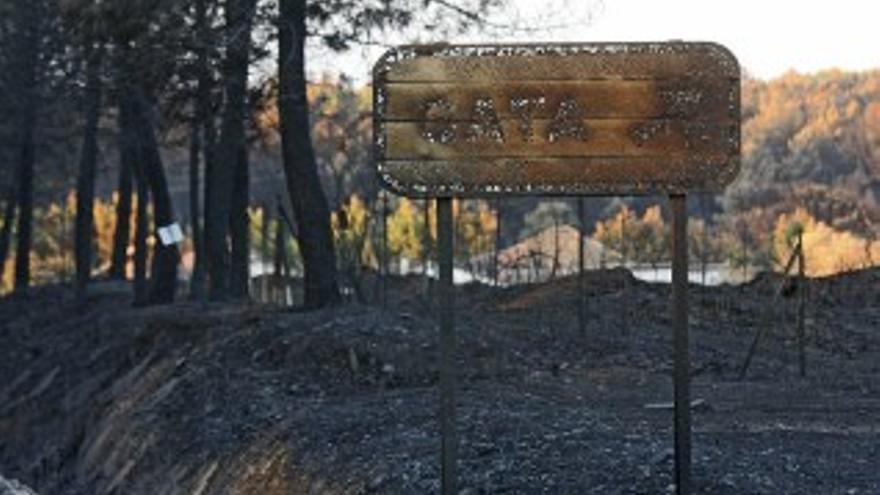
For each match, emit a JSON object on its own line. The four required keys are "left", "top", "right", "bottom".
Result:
{"left": 0, "top": 0, "right": 878, "bottom": 493}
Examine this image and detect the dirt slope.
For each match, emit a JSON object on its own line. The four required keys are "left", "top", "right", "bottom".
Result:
{"left": 0, "top": 270, "right": 878, "bottom": 494}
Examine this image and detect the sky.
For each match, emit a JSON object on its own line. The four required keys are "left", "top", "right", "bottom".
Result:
{"left": 309, "top": 0, "right": 880, "bottom": 83}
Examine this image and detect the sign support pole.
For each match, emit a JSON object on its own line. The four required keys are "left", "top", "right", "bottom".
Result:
{"left": 578, "top": 197, "right": 587, "bottom": 337}
{"left": 437, "top": 197, "right": 457, "bottom": 495}
{"left": 670, "top": 194, "right": 691, "bottom": 495}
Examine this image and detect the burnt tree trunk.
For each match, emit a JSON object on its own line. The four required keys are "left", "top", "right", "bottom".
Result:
{"left": 274, "top": 208, "right": 284, "bottom": 278}
{"left": 200, "top": 118, "right": 218, "bottom": 295}
{"left": 133, "top": 163, "right": 150, "bottom": 306}
{"left": 122, "top": 94, "right": 147, "bottom": 303}
{"left": 278, "top": 0, "right": 340, "bottom": 308}
{"left": 189, "top": 0, "right": 211, "bottom": 301}
{"left": 12, "top": 0, "right": 40, "bottom": 294}
{"left": 205, "top": 0, "right": 255, "bottom": 301}
{"left": 118, "top": 89, "right": 148, "bottom": 303}
{"left": 201, "top": 113, "right": 217, "bottom": 291}
{"left": 260, "top": 203, "right": 270, "bottom": 272}
{"left": 226, "top": 0, "right": 254, "bottom": 300}
{"left": 229, "top": 145, "right": 250, "bottom": 297}
{"left": 74, "top": 44, "right": 104, "bottom": 304}
{"left": 0, "top": 186, "right": 17, "bottom": 287}
{"left": 14, "top": 104, "right": 35, "bottom": 294}
{"left": 189, "top": 117, "right": 205, "bottom": 300}
{"left": 129, "top": 89, "right": 179, "bottom": 304}
{"left": 110, "top": 103, "right": 134, "bottom": 280}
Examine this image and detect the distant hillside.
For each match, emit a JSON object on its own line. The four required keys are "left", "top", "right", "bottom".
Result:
{"left": 725, "top": 69, "right": 880, "bottom": 218}
{"left": 6, "top": 69, "right": 878, "bottom": 253}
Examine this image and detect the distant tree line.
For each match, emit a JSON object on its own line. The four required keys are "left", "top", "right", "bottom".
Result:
{"left": 0, "top": 0, "right": 503, "bottom": 307}
{"left": 0, "top": 5, "right": 877, "bottom": 302}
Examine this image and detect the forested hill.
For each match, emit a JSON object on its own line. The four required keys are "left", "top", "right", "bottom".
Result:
{"left": 725, "top": 69, "right": 880, "bottom": 217}
{"left": 2, "top": 67, "right": 879, "bottom": 294}
{"left": 2, "top": 68, "right": 878, "bottom": 227}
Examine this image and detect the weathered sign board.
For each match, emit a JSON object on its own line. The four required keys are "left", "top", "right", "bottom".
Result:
{"left": 374, "top": 42, "right": 740, "bottom": 197}
{"left": 373, "top": 41, "right": 741, "bottom": 495}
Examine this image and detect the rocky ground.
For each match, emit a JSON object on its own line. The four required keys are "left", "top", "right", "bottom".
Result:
{"left": 0, "top": 268, "right": 878, "bottom": 494}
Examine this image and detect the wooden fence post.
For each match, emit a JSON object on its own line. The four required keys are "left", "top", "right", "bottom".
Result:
{"left": 578, "top": 197, "right": 586, "bottom": 337}
{"left": 797, "top": 232, "right": 806, "bottom": 377}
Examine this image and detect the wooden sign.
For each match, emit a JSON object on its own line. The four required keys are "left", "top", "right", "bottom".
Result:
{"left": 373, "top": 42, "right": 740, "bottom": 197}
{"left": 372, "top": 42, "right": 742, "bottom": 495}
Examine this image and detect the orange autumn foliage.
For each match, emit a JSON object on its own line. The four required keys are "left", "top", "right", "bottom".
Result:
{"left": 774, "top": 208, "right": 879, "bottom": 276}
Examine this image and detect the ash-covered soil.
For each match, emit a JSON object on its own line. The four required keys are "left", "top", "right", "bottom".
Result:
{"left": 1, "top": 268, "right": 879, "bottom": 494}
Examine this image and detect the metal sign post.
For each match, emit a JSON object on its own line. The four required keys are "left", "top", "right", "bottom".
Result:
{"left": 437, "top": 197, "right": 457, "bottom": 494}
{"left": 670, "top": 193, "right": 691, "bottom": 494}
{"left": 373, "top": 41, "right": 740, "bottom": 495}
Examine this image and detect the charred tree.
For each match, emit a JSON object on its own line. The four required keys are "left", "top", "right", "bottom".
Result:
{"left": 133, "top": 164, "right": 150, "bottom": 306}
{"left": 188, "top": 117, "right": 206, "bottom": 300}
{"left": 110, "top": 107, "right": 134, "bottom": 280}
{"left": 229, "top": 144, "right": 250, "bottom": 297}
{"left": 0, "top": 184, "right": 17, "bottom": 286}
{"left": 205, "top": 0, "right": 256, "bottom": 301}
{"left": 11, "top": 0, "right": 41, "bottom": 293}
{"left": 278, "top": 0, "right": 340, "bottom": 308}
{"left": 225, "top": 0, "right": 253, "bottom": 300}
{"left": 129, "top": 89, "right": 179, "bottom": 304}
{"left": 12, "top": 115, "right": 34, "bottom": 293}
{"left": 110, "top": 50, "right": 137, "bottom": 281}
{"left": 274, "top": 207, "right": 285, "bottom": 278}
{"left": 118, "top": 88, "right": 150, "bottom": 304}
{"left": 188, "top": 0, "right": 213, "bottom": 301}
{"left": 200, "top": 111, "right": 218, "bottom": 298}
{"left": 74, "top": 44, "right": 104, "bottom": 304}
